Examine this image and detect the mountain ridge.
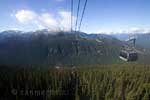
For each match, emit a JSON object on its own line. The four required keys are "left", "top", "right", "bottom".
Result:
{"left": 0, "top": 30, "right": 150, "bottom": 65}
{"left": 0, "top": 30, "right": 123, "bottom": 66}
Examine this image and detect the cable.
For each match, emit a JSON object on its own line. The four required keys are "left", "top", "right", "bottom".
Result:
{"left": 71, "top": 0, "right": 73, "bottom": 32}
{"left": 75, "top": 0, "right": 81, "bottom": 32}
{"left": 78, "top": 0, "right": 88, "bottom": 31}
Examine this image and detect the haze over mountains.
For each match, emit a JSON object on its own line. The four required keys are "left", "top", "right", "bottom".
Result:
{"left": 111, "top": 33, "right": 150, "bottom": 49}
{"left": 0, "top": 29, "right": 150, "bottom": 66}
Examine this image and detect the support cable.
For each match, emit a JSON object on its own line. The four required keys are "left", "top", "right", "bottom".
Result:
{"left": 75, "top": 0, "right": 81, "bottom": 32}
{"left": 78, "top": 0, "right": 88, "bottom": 31}
{"left": 71, "top": 0, "right": 73, "bottom": 32}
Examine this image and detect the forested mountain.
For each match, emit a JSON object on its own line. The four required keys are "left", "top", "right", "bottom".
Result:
{"left": 1, "top": 30, "right": 150, "bottom": 65}
{"left": 0, "top": 30, "right": 123, "bottom": 65}
{"left": 1, "top": 31, "right": 150, "bottom": 99}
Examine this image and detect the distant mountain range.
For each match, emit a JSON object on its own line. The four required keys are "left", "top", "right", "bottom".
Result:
{"left": 0, "top": 30, "right": 150, "bottom": 65}
{"left": 111, "top": 33, "right": 150, "bottom": 49}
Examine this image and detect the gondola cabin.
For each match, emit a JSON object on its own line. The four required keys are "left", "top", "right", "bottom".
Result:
{"left": 119, "top": 50, "right": 138, "bottom": 61}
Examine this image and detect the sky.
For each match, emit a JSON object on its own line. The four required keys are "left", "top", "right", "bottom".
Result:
{"left": 0, "top": 0, "right": 150, "bottom": 34}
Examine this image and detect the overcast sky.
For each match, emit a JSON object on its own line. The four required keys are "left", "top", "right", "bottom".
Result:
{"left": 0, "top": 0, "right": 150, "bottom": 34}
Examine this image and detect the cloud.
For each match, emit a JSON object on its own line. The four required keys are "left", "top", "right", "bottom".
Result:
{"left": 128, "top": 27, "right": 150, "bottom": 33}
{"left": 39, "top": 13, "right": 58, "bottom": 31}
{"left": 14, "top": 9, "right": 75, "bottom": 32}
{"left": 15, "top": 10, "right": 37, "bottom": 23}
{"left": 59, "top": 11, "right": 76, "bottom": 31}
{"left": 119, "top": 27, "right": 150, "bottom": 34}
{"left": 97, "top": 27, "right": 150, "bottom": 34}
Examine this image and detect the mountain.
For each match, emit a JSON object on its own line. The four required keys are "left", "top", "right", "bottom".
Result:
{"left": 136, "top": 34, "right": 150, "bottom": 49}
{"left": 0, "top": 30, "right": 124, "bottom": 66}
{"left": 111, "top": 33, "right": 150, "bottom": 49}
{"left": 1, "top": 30, "right": 150, "bottom": 65}
{"left": 111, "top": 33, "right": 130, "bottom": 41}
